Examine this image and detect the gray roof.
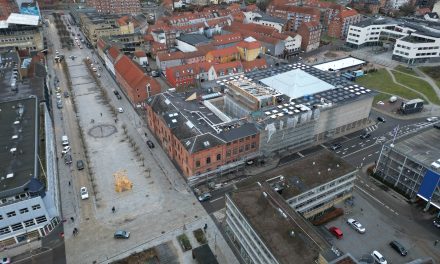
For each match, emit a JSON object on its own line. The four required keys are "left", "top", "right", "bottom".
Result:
{"left": 218, "top": 123, "right": 258, "bottom": 142}
{"left": 393, "top": 127, "right": 440, "bottom": 168}
{"left": 177, "top": 33, "right": 212, "bottom": 46}
{"left": 0, "top": 97, "right": 39, "bottom": 199}
{"left": 255, "top": 12, "right": 286, "bottom": 24}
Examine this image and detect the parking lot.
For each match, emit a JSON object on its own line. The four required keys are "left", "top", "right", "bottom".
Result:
{"left": 322, "top": 188, "right": 437, "bottom": 263}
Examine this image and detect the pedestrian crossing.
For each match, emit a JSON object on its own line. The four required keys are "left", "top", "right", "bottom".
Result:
{"left": 365, "top": 124, "right": 378, "bottom": 133}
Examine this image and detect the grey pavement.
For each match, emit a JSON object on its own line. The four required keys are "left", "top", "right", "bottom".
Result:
{"left": 46, "top": 14, "right": 238, "bottom": 264}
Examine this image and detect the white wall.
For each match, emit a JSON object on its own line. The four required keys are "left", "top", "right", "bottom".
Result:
{"left": 176, "top": 39, "right": 197, "bottom": 52}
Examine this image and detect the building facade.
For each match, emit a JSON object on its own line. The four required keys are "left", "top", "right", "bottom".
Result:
{"left": 86, "top": 0, "right": 140, "bottom": 14}
{"left": 297, "top": 21, "right": 322, "bottom": 52}
{"left": 0, "top": 14, "right": 43, "bottom": 51}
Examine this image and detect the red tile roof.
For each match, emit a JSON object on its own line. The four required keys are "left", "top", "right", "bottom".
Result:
{"left": 157, "top": 51, "right": 186, "bottom": 62}
{"left": 339, "top": 9, "right": 358, "bottom": 19}
{"left": 144, "top": 34, "right": 154, "bottom": 42}
{"left": 108, "top": 46, "right": 121, "bottom": 61}
{"left": 245, "top": 4, "right": 259, "bottom": 12}
{"left": 207, "top": 46, "right": 239, "bottom": 58}
{"left": 237, "top": 40, "right": 262, "bottom": 50}
{"left": 168, "top": 61, "right": 212, "bottom": 78}
{"left": 242, "top": 58, "right": 267, "bottom": 72}
{"left": 213, "top": 33, "right": 243, "bottom": 46}
{"left": 97, "top": 38, "right": 107, "bottom": 50}
{"left": 301, "top": 21, "right": 321, "bottom": 30}
{"left": 134, "top": 50, "right": 147, "bottom": 57}
{"left": 114, "top": 55, "right": 159, "bottom": 97}
{"left": 212, "top": 61, "right": 243, "bottom": 75}
{"left": 117, "top": 15, "right": 130, "bottom": 26}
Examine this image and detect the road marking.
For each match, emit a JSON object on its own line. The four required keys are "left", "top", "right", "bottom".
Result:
{"left": 362, "top": 157, "right": 366, "bottom": 161}
{"left": 368, "top": 154, "right": 372, "bottom": 157}
{"left": 210, "top": 197, "right": 223, "bottom": 203}
{"left": 344, "top": 148, "right": 348, "bottom": 151}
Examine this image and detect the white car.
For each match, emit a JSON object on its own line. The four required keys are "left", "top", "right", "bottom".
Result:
{"left": 61, "top": 146, "right": 71, "bottom": 155}
{"left": 92, "top": 67, "right": 97, "bottom": 72}
{"left": 80, "top": 187, "right": 89, "bottom": 200}
{"left": 371, "top": 250, "right": 387, "bottom": 264}
{"left": 427, "top": 116, "right": 438, "bottom": 122}
{"left": 347, "top": 218, "right": 366, "bottom": 233}
{"left": 117, "top": 107, "right": 124, "bottom": 113}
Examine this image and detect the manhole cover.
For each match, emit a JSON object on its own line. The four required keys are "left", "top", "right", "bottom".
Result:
{"left": 88, "top": 124, "right": 117, "bottom": 138}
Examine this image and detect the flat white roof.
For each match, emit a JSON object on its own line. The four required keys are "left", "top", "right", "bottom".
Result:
{"left": 260, "top": 69, "right": 335, "bottom": 99}
{"left": 313, "top": 57, "right": 365, "bottom": 72}
{"left": 6, "top": 13, "right": 39, "bottom": 26}
{"left": 0, "top": 20, "right": 8, "bottom": 29}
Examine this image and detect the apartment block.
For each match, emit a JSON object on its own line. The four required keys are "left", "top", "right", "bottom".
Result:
{"left": 297, "top": 21, "right": 322, "bottom": 52}
{"left": 0, "top": 13, "right": 43, "bottom": 51}
{"left": 266, "top": 5, "right": 320, "bottom": 31}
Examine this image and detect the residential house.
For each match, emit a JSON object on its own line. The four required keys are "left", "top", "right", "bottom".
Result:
{"left": 327, "top": 9, "right": 361, "bottom": 39}
{"left": 150, "top": 42, "right": 168, "bottom": 59}
{"left": 297, "top": 21, "right": 322, "bottom": 52}
{"left": 156, "top": 51, "right": 186, "bottom": 73}
{"left": 266, "top": 5, "right": 321, "bottom": 31}
{"left": 133, "top": 50, "right": 149, "bottom": 67}
{"left": 236, "top": 38, "right": 263, "bottom": 61}
{"left": 208, "top": 61, "right": 243, "bottom": 80}
{"left": 272, "top": 32, "right": 302, "bottom": 57}
{"left": 165, "top": 61, "right": 212, "bottom": 87}
{"left": 206, "top": 46, "right": 240, "bottom": 64}
{"left": 213, "top": 33, "right": 243, "bottom": 48}
{"left": 114, "top": 55, "right": 161, "bottom": 105}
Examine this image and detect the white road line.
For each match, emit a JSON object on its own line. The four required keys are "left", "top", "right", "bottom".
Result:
{"left": 375, "top": 151, "right": 379, "bottom": 154}
{"left": 351, "top": 145, "right": 356, "bottom": 148}
{"left": 355, "top": 185, "right": 384, "bottom": 206}
{"left": 362, "top": 157, "right": 366, "bottom": 161}
{"left": 210, "top": 197, "right": 223, "bottom": 203}
{"left": 343, "top": 148, "right": 348, "bottom": 151}
{"left": 368, "top": 154, "right": 372, "bottom": 157}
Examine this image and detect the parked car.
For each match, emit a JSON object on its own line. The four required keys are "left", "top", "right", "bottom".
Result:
{"left": 198, "top": 193, "right": 212, "bottom": 202}
{"left": 328, "top": 226, "right": 343, "bottom": 239}
{"left": 146, "top": 140, "right": 155, "bottom": 149}
{"left": 57, "top": 101, "right": 63, "bottom": 109}
{"left": 330, "top": 143, "right": 342, "bottom": 151}
{"left": 389, "top": 240, "right": 408, "bottom": 256}
{"left": 64, "top": 91, "right": 69, "bottom": 98}
{"left": 377, "top": 116, "right": 386, "bottom": 123}
{"left": 80, "top": 187, "right": 89, "bottom": 200}
{"left": 371, "top": 250, "right": 387, "bottom": 264}
{"left": 64, "top": 154, "right": 72, "bottom": 164}
{"left": 360, "top": 132, "right": 371, "bottom": 139}
{"left": 117, "top": 107, "right": 124, "bottom": 113}
{"left": 114, "top": 230, "right": 130, "bottom": 239}
{"left": 347, "top": 218, "right": 366, "bottom": 233}
{"left": 427, "top": 116, "right": 439, "bottom": 122}
{"left": 434, "top": 124, "right": 440, "bottom": 129}
{"left": 77, "top": 160, "right": 85, "bottom": 170}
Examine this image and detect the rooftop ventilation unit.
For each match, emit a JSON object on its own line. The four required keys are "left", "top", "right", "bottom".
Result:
{"left": 10, "top": 148, "right": 17, "bottom": 153}
{"left": 14, "top": 120, "right": 20, "bottom": 125}
{"left": 11, "top": 135, "right": 18, "bottom": 139}
{"left": 6, "top": 173, "right": 14, "bottom": 179}
{"left": 203, "top": 141, "right": 210, "bottom": 147}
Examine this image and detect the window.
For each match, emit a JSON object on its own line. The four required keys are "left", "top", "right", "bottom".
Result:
{"left": 7, "top": 211, "right": 16, "bottom": 217}
{"left": 0, "top": 215, "right": 2, "bottom": 220}
{"left": 233, "top": 148, "right": 238, "bottom": 155}
{"left": 36, "top": 215, "right": 47, "bottom": 224}
{"left": 245, "top": 144, "right": 250, "bottom": 151}
{"left": 196, "top": 160, "right": 200, "bottom": 168}
{"left": 0, "top": 227, "right": 10, "bottom": 235}
{"left": 11, "top": 223, "right": 23, "bottom": 231}
{"left": 216, "top": 154, "right": 221, "bottom": 161}
{"left": 206, "top": 157, "right": 211, "bottom": 164}
{"left": 252, "top": 135, "right": 256, "bottom": 139}
{"left": 19, "top": 208, "right": 29, "bottom": 214}
{"left": 32, "top": 204, "right": 41, "bottom": 210}
{"left": 251, "top": 142, "right": 256, "bottom": 149}
{"left": 239, "top": 147, "right": 244, "bottom": 153}
{"left": 226, "top": 150, "right": 231, "bottom": 157}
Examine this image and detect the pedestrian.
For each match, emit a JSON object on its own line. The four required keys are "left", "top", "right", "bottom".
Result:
{"left": 68, "top": 181, "right": 71, "bottom": 186}
{"left": 144, "top": 133, "right": 147, "bottom": 137}
{"left": 112, "top": 206, "right": 115, "bottom": 213}
{"left": 435, "top": 240, "right": 439, "bottom": 246}
{"left": 100, "top": 112, "right": 102, "bottom": 117}
{"left": 70, "top": 216, "right": 74, "bottom": 222}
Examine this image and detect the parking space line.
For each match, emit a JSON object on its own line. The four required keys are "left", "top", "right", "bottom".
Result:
{"left": 210, "top": 197, "right": 223, "bottom": 203}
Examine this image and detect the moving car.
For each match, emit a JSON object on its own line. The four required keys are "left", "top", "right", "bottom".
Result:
{"left": 198, "top": 193, "right": 212, "bottom": 202}
{"left": 0, "top": 257, "right": 11, "bottom": 264}
{"left": 433, "top": 218, "right": 440, "bottom": 228}
{"left": 80, "top": 187, "right": 89, "bottom": 200}
{"left": 427, "top": 116, "right": 439, "bottom": 122}
{"left": 371, "top": 250, "right": 387, "bottom": 264}
{"left": 330, "top": 143, "right": 342, "bottom": 151}
{"left": 114, "top": 230, "right": 130, "bottom": 239}
{"left": 328, "top": 226, "right": 343, "bottom": 239}
{"left": 64, "top": 154, "right": 72, "bottom": 165}
{"left": 146, "top": 140, "right": 155, "bottom": 149}
{"left": 377, "top": 116, "right": 386, "bottom": 123}
{"left": 62, "top": 146, "right": 71, "bottom": 155}
{"left": 389, "top": 240, "right": 408, "bottom": 256}
{"left": 77, "top": 160, "right": 85, "bottom": 170}
{"left": 347, "top": 218, "right": 366, "bottom": 233}
{"left": 360, "top": 132, "right": 371, "bottom": 139}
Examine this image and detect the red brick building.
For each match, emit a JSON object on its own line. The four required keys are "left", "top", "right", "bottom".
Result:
{"left": 266, "top": 5, "right": 320, "bottom": 31}
{"left": 146, "top": 93, "right": 260, "bottom": 178}
{"left": 327, "top": 9, "right": 361, "bottom": 39}
{"left": 297, "top": 21, "right": 322, "bottom": 52}
{"left": 165, "top": 62, "right": 211, "bottom": 88}
{"left": 206, "top": 46, "right": 240, "bottom": 64}
{"left": 114, "top": 55, "right": 161, "bottom": 105}
{"left": 86, "top": 0, "right": 140, "bottom": 14}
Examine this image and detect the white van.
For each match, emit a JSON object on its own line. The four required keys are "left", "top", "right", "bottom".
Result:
{"left": 62, "top": 135, "right": 69, "bottom": 146}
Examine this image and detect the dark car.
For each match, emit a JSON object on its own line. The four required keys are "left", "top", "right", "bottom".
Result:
{"left": 434, "top": 124, "right": 440, "bottom": 129}
{"left": 360, "top": 132, "right": 371, "bottom": 139}
{"left": 377, "top": 116, "right": 386, "bottom": 123}
{"left": 389, "top": 240, "right": 407, "bottom": 256}
{"left": 64, "top": 91, "right": 69, "bottom": 98}
{"left": 64, "top": 154, "right": 72, "bottom": 165}
{"left": 198, "top": 193, "right": 212, "bottom": 202}
{"left": 146, "top": 140, "right": 155, "bottom": 149}
{"left": 57, "top": 101, "right": 63, "bottom": 109}
{"left": 77, "top": 160, "right": 85, "bottom": 170}
{"left": 330, "top": 143, "right": 342, "bottom": 151}
{"left": 114, "top": 230, "right": 130, "bottom": 239}
{"left": 113, "top": 90, "right": 119, "bottom": 95}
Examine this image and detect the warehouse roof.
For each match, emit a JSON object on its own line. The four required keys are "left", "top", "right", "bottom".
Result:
{"left": 313, "top": 57, "right": 366, "bottom": 72}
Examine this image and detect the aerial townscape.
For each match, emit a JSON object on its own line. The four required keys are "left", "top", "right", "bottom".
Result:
{"left": 1, "top": 0, "right": 440, "bottom": 262}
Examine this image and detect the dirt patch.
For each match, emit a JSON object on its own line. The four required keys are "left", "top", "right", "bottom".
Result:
{"left": 112, "top": 248, "right": 159, "bottom": 264}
